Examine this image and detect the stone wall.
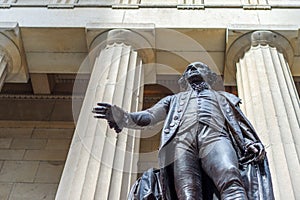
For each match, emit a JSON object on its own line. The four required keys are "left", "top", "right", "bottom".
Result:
{"left": 0, "top": 121, "right": 74, "bottom": 200}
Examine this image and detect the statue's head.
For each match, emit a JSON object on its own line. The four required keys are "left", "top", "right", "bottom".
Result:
{"left": 178, "top": 62, "right": 218, "bottom": 91}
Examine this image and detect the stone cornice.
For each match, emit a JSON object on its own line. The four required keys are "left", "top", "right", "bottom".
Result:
{"left": 0, "top": 120, "right": 75, "bottom": 128}
{"left": 0, "top": 94, "right": 84, "bottom": 100}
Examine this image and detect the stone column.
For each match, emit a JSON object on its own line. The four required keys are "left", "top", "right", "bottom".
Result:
{"left": 0, "top": 49, "right": 9, "bottom": 90}
{"left": 0, "top": 22, "right": 29, "bottom": 86}
{"left": 230, "top": 31, "right": 300, "bottom": 200}
{"left": 56, "top": 29, "right": 148, "bottom": 200}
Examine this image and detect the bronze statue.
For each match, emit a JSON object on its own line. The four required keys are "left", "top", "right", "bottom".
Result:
{"left": 93, "top": 62, "right": 274, "bottom": 200}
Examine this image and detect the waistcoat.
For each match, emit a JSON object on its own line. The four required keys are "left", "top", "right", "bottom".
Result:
{"left": 196, "top": 89, "right": 226, "bottom": 132}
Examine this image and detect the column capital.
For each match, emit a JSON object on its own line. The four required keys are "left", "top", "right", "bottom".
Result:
{"left": 0, "top": 31, "right": 17, "bottom": 74}
{"left": 251, "top": 31, "right": 293, "bottom": 59}
{"left": 0, "top": 47, "right": 9, "bottom": 61}
{"left": 225, "top": 30, "right": 294, "bottom": 85}
{"left": 0, "top": 22, "right": 29, "bottom": 83}
{"left": 85, "top": 24, "right": 155, "bottom": 64}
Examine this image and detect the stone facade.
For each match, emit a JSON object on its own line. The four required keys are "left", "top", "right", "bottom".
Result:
{"left": 0, "top": 1, "right": 299, "bottom": 199}
{"left": 0, "top": 121, "right": 74, "bottom": 200}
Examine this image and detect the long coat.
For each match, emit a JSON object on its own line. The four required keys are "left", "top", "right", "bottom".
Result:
{"left": 126, "top": 90, "right": 274, "bottom": 200}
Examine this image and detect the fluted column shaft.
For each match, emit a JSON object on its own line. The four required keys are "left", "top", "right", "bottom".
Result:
{"left": 235, "top": 31, "right": 300, "bottom": 200}
{"left": 56, "top": 30, "right": 144, "bottom": 200}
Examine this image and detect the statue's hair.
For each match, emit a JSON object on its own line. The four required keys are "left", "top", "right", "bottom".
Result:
{"left": 178, "top": 62, "right": 221, "bottom": 91}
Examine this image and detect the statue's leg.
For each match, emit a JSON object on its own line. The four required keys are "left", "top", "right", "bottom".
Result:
{"left": 200, "top": 137, "right": 247, "bottom": 200}
{"left": 173, "top": 126, "right": 202, "bottom": 200}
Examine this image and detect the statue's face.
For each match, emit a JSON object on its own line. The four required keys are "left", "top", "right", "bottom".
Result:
{"left": 183, "top": 62, "right": 207, "bottom": 84}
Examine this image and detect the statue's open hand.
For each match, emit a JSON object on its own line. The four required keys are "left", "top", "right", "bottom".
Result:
{"left": 92, "top": 103, "right": 125, "bottom": 133}
{"left": 240, "top": 142, "right": 266, "bottom": 164}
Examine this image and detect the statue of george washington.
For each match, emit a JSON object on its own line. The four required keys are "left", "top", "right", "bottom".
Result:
{"left": 93, "top": 62, "right": 274, "bottom": 200}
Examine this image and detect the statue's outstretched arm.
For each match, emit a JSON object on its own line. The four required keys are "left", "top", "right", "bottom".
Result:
{"left": 93, "top": 96, "right": 171, "bottom": 133}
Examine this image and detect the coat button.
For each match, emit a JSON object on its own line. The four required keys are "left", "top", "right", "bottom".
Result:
{"left": 170, "top": 122, "right": 175, "bottom": 127}
{"left": 179, "top": 101, "right": 184, "bottom": 106}
{"left": 164, "top": 129, "right": 170, "bottom": 134}
{"left": 177, "top": 109, "right": 182, "bottom": 113}
{"left": 174, "top": 115, "right": 179, "bottom": 120}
